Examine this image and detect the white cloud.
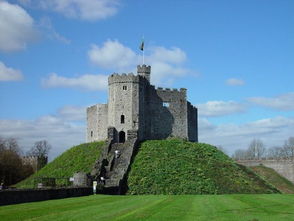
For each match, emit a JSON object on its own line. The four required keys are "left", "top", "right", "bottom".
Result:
{"left": 88, "top": 40, "right": 138, "bottom": 70}
{"left": 0, "top": 115, "right": 85, "bottom": 160}
{"left": 197, "top": 100, "right": 246, "bottom": 117}
{"left": 149, "top": 46, "right": 186, "bottom": 64}
{"left": 88, "top": 39, "right": 194, "bottom": 86}
{"left": 226, "top": 78, "right": 245, "bottom": 86}
{"left": 146, "top": 47, "right": 192, "bottom": 85}
{"left": 0, "top": 1, "right": 36, "bottom": 52}
{"left": 0, "top": 105, "right": 87, "bottom": 159}
{"left": 57, "top": 106, "right": 85, "bottom": 121}
{"left": 199, "top": 116, "right": 294, "bottom": 155}
{"left": 18, "top": 0, "right": 120, "bottom": 21}
{"left": 0, "top": 61, "right": 23, "bottom": 81}
{"left": 248, "top": 93, "right": 294, "bottom": 111}
{"left": 150, "top": 61, "right": 189, "bottom": 85}
{"left": 42, "top": 72, "right": 108, "bottom": 91}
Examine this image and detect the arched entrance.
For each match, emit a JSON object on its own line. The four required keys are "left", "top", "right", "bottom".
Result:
{"left": 118, "top": 131, "right": 125, "bottom": 143}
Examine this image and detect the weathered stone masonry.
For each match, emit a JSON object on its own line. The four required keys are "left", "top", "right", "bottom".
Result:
{"left": 87, "top": 65, "right": 198, "bottom": 143}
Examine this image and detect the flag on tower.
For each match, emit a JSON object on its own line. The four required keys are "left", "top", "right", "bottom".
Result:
{"left": 140, "top": 40, "right": 144, "bottom": 51}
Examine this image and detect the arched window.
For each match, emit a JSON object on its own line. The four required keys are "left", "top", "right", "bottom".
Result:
{"left": 90, "top": 131, "right": 93, "bottom": 137}
{"left": 121, "top": 115, "right": 125, "bottom": 124}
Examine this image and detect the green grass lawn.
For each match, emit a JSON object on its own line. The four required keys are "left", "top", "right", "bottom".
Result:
{"left": 1, "top": 194, "right": 294, "bottom": 221}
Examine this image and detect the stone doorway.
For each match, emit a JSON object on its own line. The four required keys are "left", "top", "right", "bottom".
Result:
{"left": 118, "top": 131, "right": 125, "bottom": 143}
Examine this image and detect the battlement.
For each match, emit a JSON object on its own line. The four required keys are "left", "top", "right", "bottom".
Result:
{"left": 156, "top": 87, "right": 187, "bottom": 95}
{"left": 108, "top": 73, "right": 140, "bottom": 85}
{"left": 22, "top": 155, "right": 39, "bottom": 162}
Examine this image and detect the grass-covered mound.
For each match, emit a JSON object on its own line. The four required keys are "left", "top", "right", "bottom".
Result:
{"left": 127, "top": 139, "right": 279, "bottom": 194}
{"left": 17, "top": 141, "right": 104, "bottom": 188}
{"left": 251, "top": 165, "right": 294, "bottom": 194}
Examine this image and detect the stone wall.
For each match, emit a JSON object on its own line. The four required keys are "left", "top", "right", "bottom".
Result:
{"left": 87, "top": 104, "right": 108, "bottom": 142}
{"left": 146, "top": 87, "right": 189, "bottom": 140}
{"left": 0, "top": 187, "right": 93, "bottom": 206}
{"left": 187, "top": 102, "right": 198, "bottom": 142}
{"left": 22, "top": 155, "right": 48, "bottom": 172}
{"left": 237, "top": 159, "right": 294, "bottom": 183}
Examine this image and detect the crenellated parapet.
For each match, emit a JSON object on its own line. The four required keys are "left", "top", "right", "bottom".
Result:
{"left": 156, "top": 87, "right": 187, "bottom": 96}
{"left": 108, "top": 73, "right": 141, "bottom": 85}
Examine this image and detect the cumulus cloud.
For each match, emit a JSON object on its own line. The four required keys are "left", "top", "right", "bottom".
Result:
{"left": 42, "top": 73, "right": 108, "bottom": 91}
{"left": 88, "top": 39, "right": 193, "bottom": 86}
{"left": 226, "top": 78, "right": 245, "bottom": 86}
{"left": 57, "top": 106, "right": 85, "bottom": 121}
{"left": 197, "top": 100, "right": 246, "bottom": 117}
{"left": 149, "top": 46, "right": 186, "bottom": 64}
{"left": 18, "top": 0, "right": 120, "bottom": 21}
{"left": 0, "top": 105, "right": 87, "bottom": 159}
{"left": 199, "top": 116, "right": 294, "bottom": 155}
{"left": 0, "top": 61, "right": 23, "bottom": 81}
{"left": 88, "top": 40, "right": 138, "bottom": 70}
{"left": 248, "top": 93, "right": 294, "bottom": 111}
{"left": 0, "top": 1, "right": 36, "bottom": 52}
{"left": 0, "top": 114, "right": 85, "bottom": 160}
{"left": 146, "top": 47, "right": 192, "bottom": 85}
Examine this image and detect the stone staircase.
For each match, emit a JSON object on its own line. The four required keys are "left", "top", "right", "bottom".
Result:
{"left": 91, "top": 137, "right": 138, "bottom": 194}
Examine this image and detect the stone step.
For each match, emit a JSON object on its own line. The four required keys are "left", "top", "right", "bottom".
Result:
{"left": 91, "top": 138, "right": 138, "bottom": 190}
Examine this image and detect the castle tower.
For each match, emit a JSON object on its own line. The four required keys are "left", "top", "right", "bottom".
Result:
{"left": 137, "top": 65, "right": 151, "bottom": 82}
{"left": 107, "top": 74, "right": 141, "bottom": 142}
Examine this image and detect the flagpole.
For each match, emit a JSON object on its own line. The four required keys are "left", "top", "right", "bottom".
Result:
{"left": 143, "top": 48, "right": 144, "bottom": 65}
{"left": 141, "top": 35, "right": 144, "bottom": 65}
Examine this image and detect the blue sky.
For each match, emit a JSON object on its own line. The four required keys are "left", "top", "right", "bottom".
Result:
{"left": 0, "top": 0, "right": 293, "bottom": 159}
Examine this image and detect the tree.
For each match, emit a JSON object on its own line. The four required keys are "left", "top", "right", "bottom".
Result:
{"left": 267, "top": 146, "right": 283, "bottom": 159}
{"left": 27, "top": 140, "right": 51, "bottom": 171}
{"left": 0, "top": 137, "right": 21, "bottom": 154}
{"left": 282, "top": 137, "right": 294, "bottom": 160}
{"left": 247, "top": 139, "right": 266, "bottom": 160}
{"left": 0, "top": 137, "right": 33, "bottom": 186}
{"left": 232, "top": 149, "right": 249, "bottom": 160}
{"left": 28, "top": 140, "right": 51, "bottom": 158}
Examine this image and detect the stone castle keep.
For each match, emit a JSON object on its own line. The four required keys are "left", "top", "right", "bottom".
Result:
{"left": 87, "top": 65, "right": 198, "bottom": 143}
